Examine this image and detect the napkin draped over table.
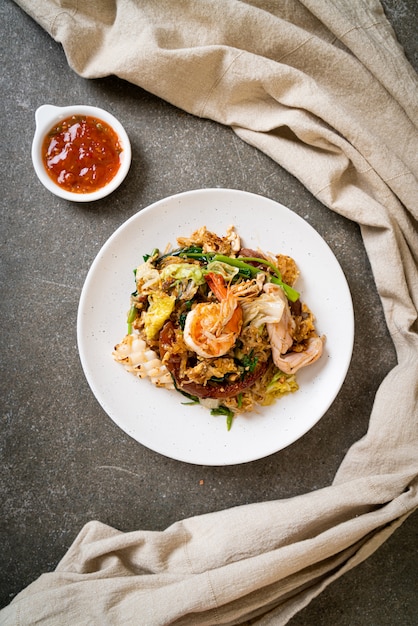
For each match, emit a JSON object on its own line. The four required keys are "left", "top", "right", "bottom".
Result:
{"left": 3, "top": 1, "right": 417, "bottom": 624}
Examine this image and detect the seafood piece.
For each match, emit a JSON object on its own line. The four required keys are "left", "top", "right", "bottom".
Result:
{"left": 183, "top": 273, "right": 242, "bottom": 358}
{"left": 272, "top": 336, "right": 325, "bottom": 375}
{"left": 262, "top": 282, "right": 324, "bottom": 374}
{"left": 263, "top": 283, "right": 295, "bottom": 355}
{"left": 160, "top": 321, "right": 268, "bottom": 399}
{"left": 113, "top": 333, "right": 174, "bottom": 389}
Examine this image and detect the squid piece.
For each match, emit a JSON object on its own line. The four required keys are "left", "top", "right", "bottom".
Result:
{"left": 263, "top": 282, "right": 295, "bottom": 355}
{"left": 272, "top": 336, "right": 325, "bottom": 375}
{"left": 113, "top": 333, "right": 174, "bottom": 389}
{"left": 262, "top": 283, "right": 324, "bottom": 375}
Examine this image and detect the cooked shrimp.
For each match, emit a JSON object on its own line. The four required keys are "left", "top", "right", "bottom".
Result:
{"left": 272, "top": 335, "right": 325, "bottom": 374}
{"left": 183, "top": 273, "right": 242, "bottom": 358}
{"left": 264, "top": 283, "right": 295, "bottom": 355}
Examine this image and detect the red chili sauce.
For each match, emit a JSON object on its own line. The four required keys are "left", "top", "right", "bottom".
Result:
{"left": 42, "top": 115, "right": 122, "bottom": 193}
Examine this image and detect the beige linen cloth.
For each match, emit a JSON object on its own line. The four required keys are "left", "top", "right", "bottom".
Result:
{"left": 3, "top": 1, "right": 417, "bottom": 624}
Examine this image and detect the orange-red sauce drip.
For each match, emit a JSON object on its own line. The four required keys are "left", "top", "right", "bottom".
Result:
{"left": 42, "top": 115, "right": 122, "bottom": 193}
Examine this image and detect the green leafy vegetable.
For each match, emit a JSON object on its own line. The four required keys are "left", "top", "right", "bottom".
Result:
{"left": 171, "top": 378, "right": 200, "bottom": 404}
{"left": 127, "top": 304, "right": 137, "bottom": 334}
{"left": 143, "top": 248, "right": 159, "bottom": 262}
{"left": 157, "top": 245, "right": 204, "bottom": 263}
{"left": 177, "top": 250, "right": 300, "bottom": 302}
{"left": 240, "top": 351, "right": 259, "bottom": 373}
{"left": 211, "top": 405, "right": 234, "bottom": 430}
{"left": 213, "top": 255, "right": 299, "bottom": 301}
{"left": 179, "top": 312, "right": 187, "bottom": 329}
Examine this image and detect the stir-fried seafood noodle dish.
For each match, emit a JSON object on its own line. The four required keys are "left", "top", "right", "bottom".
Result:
{"left": 113, "top": 226, "right": 325, "bottom": 429}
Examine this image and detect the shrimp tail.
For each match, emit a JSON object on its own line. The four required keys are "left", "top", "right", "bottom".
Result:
{"left": 205, "top": 272, "right": 228, "bottom": 300}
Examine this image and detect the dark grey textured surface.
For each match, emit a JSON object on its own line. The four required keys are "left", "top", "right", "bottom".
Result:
{"left": 1, "top": 0, "right": 417, "bottom": 623}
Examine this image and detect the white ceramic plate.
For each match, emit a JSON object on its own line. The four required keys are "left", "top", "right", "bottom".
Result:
{"left": 77, "top": 188, "right": 354, "bottom": 465}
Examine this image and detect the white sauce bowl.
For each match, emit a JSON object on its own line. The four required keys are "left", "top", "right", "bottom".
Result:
{"left": 31, "top": 104, "right": 132, "bottom": 202}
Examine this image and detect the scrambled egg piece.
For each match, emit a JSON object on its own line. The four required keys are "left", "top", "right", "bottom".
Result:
{"left": 144, "top": 293, "right": 175, "bottom": 340}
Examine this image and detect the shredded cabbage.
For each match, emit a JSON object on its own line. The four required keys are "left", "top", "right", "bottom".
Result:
{"left": 241, "top": 292, "right": 285, "bottom": 327}
{"left": 206, "top": 260, "right": 239, "bottom": 281}
{"left": 261, "top": 370, "right": 299, "bottom": 405}
{"left": 136, "top": 261, "right": 160, "bottom": 291}
{"left": 160, "top": 263, "right": 206, "bottom": 285}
